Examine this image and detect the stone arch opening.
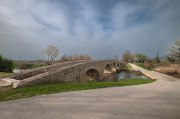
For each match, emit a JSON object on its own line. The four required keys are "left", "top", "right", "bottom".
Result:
{"left": 121, "top": 63, "right": 123, "bottom": 66}
{"left": 117, "top": 63, "right": 119, "bottom": 67}
{"left": 113, "top": 62, "right": 116, "bottom": 67}
{"left": 104, "top": 64, "right": 111, "bottom": 73}
{"left": 105, "top": 64, "right": 111, "bottom": 70}
{"left": 80, "top": 69, "right": 100, "bottom": 82}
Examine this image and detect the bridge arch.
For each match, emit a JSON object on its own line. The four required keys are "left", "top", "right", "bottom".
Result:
{"left": 104, "top": 64, "right": 112, "bottom": 73}
{"left": 113, "top": 62, "right": 116, "bottom": 67}
{"left": 105, "top": 64, "right": 111, "bottom": 70}
{"left": 117, "top": 63, "right": 119, "bottom": 67}
{"left": 80, "top": 68, "right": 100, "bottom": 82}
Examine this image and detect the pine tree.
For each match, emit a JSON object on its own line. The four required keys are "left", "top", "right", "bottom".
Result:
{"left": 155, "top": 53, "right": 161, "bottom": 63}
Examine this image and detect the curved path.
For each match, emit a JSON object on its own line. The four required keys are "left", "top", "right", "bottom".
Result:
{"left": 0, "top": 64, "right": 180, "bottom": 119}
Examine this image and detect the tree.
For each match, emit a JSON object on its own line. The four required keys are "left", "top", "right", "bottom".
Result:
{"left": 122, "top": 50, "right": 134, "bottom": 63}
{"left": 155, "top": 52, "right": 161, "bottom": 63}
{"left": 134, "top": 53, "right": 148, "bottom": 63}
{"left": 167, "top": 38, "right": 180, "bottom": 60}
{"left": 0, "top": 54, "right": 14, "bottom": 72}
{"left": 145, "top": 58, "right": 155, "bottom": 63}
{"left": 37, "top": 45, "right": 60, "bottom": 65}
{"left": 167, "top": 57, "right": 175, "bottom": 63}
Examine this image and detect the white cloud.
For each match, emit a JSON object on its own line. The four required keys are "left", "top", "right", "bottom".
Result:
{"left": 0, "top": 0, "right": 180, "bottom": 60}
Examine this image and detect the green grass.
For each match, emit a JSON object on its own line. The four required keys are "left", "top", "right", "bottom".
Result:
{"left": 0, "top": 78, "right": 155, "bottom": 101}
{"left": 134, "top": 63, "right": 153, "bottom": 71}
{"left": 119, "top": 64, "right": 134, "bottom": 71}
{"left": 127, "top": 64, "right": 134, "bottom": 70}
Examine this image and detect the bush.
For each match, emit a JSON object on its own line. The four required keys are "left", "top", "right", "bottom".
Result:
{"left": 0, "top": 54, "right": 14, "bottom": 72}
{"left": 25, "top": 64, "right": 34, "bottom": 69}
{"left": 145, "top": 58, "right": 155, "bottom": 63}
{"left": 144, "top": 63, "right": 153, "bottom": 69}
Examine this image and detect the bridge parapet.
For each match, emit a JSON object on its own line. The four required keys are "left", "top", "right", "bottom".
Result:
{"left": 0, "top": 60, "right": 88, "bottom": 81}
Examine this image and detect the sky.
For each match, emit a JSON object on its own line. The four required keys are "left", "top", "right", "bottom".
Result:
{"left": 0, "top": 0, "right": 180, "bottom": 60}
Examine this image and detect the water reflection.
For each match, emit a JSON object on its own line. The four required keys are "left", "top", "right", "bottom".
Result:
{"left": 117, "top": 71, "right": 148, "bottom": 79}
{"left": 13, "top": 69, "right": 25, "bottom": 73}
{"left": 103, "top": 71, "right": 148, "bottom": 82}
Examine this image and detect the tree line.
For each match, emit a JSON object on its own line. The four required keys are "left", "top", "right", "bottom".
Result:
{"left": 122, "top": 38, "right": 180, "bottom": 63}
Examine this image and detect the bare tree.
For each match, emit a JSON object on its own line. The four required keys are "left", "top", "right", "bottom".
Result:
{"left": 114, "top": 55, "right": 119, "bottom": 60}
{"left": 59, "top": 54, "right": 92, "bottom": 62}
{"left": 167, "top": 38, "right": 180, "bottom": 60}
{"left": 19, "top": 55, "right": 26, "bottom": 61}
{"left": 37, "top": 45, "right": 60, "bottom": 65}
{"left": 122, "top": 50, "right": 134, "bottom": 63}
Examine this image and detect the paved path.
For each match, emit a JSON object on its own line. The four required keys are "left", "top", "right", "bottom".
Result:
{"left": 0, "top": 64, "right": 180, "bottom": 119}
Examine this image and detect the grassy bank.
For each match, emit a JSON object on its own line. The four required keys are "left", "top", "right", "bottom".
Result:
{"left": 119, "top": 64, "right": 134, "bottom": 71}
{"left": 0, "top": 72, "right": 13, "bottom": 77}
{"left": 0, "top": 78, "right": 155, "bottom": 101}
{"left": 134, "top": 63, "right": 153, "bottom": 71}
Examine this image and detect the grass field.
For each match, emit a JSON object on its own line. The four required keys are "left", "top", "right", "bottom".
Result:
{"left": 0, "top": 78, "right": 155, "bottom": 101}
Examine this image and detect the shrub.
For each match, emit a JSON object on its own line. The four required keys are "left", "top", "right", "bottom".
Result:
{"left": 145, "top": 58, "right": 155, "bottom": 63}
{"left": 0, "top": 54, "right": 14, "bottom": 72}
{"left": 144, "top": 63, "right": 154, "bottom": 69}
{"left": 25, "top": 64, "right": 34, "bottom": 69}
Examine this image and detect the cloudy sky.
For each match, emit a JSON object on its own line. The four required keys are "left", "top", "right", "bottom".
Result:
{"left": 0, "top": 0, "right": 180, "bottom": 60}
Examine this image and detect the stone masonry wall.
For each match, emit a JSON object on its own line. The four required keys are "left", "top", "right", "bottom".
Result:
{"left": 0, "top": 60, "right": 88, "bottom": 80}
{"left": 12, "top": 60, "right": 126, "bottom": 88}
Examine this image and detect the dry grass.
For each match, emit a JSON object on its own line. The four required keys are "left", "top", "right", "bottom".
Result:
{"left": 154, "top": 66, "right": 180, "bottom": 74}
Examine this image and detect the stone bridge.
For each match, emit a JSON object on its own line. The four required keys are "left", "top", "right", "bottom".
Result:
{"left": 0, "top": 60, "right": 126, "bottom": 88}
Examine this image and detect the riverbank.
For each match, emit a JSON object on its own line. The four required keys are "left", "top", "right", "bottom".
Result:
{"left": 118, "top": 64, "right": 134, "bottom": 71}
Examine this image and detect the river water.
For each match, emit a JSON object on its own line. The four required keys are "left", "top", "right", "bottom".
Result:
{"left": 13, "top": 69, "right": 26, "bottom": 73}
{"left": 103, "top": 71, "right": 149, "bottom": 82}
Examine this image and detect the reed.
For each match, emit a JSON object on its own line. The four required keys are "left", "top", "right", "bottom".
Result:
{"left": 154, "top": 66, "right": 180, "bottom": 74}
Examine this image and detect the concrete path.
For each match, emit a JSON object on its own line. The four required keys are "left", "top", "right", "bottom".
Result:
{"left": 0, "top": 64, "right": 180, "bottom": 119}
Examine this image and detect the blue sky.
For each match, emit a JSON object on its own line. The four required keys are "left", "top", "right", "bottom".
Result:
{"left": 0, "top": 0, "right": 180, "bottom": 60}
